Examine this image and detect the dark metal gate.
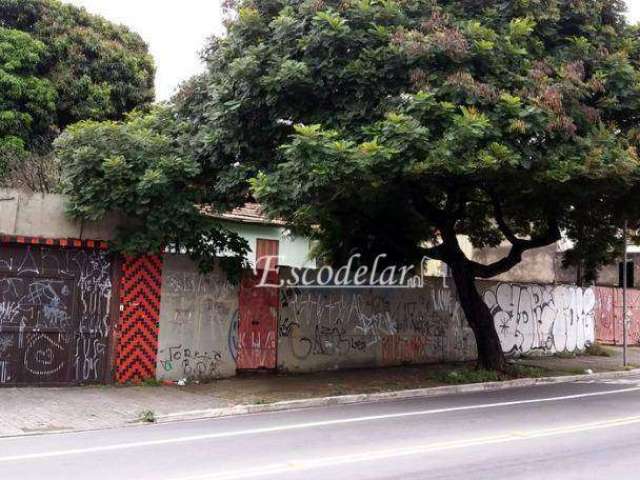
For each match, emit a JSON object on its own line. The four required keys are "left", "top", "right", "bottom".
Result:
{"left": 0, "top": 243, "right": 113, "bottom": 385}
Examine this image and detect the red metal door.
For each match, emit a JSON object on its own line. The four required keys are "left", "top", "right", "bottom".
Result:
{"left": 255, "top": 239, "right": 279, "bottom": 271}
{"left": 237, "top": 270, "right": 278, "bottom": 369}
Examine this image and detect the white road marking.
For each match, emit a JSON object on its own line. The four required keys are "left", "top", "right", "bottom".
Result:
{"left": 179, "top": 415, "right": 640, "bottom": 480}
{"left": 0, "top": 386, "right": 639, "bottom": 463}
{"left": 577, "top": 378, "right": 640, "bottom": 385}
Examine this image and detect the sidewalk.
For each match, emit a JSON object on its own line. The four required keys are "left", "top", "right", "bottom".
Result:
{"left": 1, "top": 346, "right": 637, "bottom": 437}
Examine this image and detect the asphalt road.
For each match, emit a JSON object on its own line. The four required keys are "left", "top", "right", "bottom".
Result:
{"left": 2, "top": 376, "right": 640, "bottom": 480}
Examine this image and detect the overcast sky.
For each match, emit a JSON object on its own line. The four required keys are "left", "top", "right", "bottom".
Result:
{"left": 66, "top": 0, "right": 640, "bottom": 101}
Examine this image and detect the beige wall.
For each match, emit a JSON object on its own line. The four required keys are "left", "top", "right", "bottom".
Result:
{"left": 156, "top": 254, "right": 239, "bottom": 381}
{"left": 426, "top": 238, "right": 568, "bottom": 286}
{"left": 473, "top": 241, "right": 640, "bottom": 288}
{"left": 472, "top": 242, "right": 561, "bottom": 284}
{"left": 0, "top": 188, "right": 119, "bottom": 240}
{"left": 278, "top": 278, "right": 477, "bottom": 373}
{"left": 277, "top": 277, "right": 596, "bottom": 373}
{"left": 561, "top": 252, "right": 640, "bottom": 289}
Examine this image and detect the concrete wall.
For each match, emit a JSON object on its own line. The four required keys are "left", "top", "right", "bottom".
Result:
{"left": 474, "top": 240, "right": 640, "bottom": 289}
{"left": 0, "top": 189, "right": 316, "bottom": 269}
{"left": 595, "top": 286, "right": 640, "bottom": 345}
{"left": 278, "top": 279, "right": 477, "bottom": 373}
{"left": 277, "top": 279, "right": 596, "bottom": 373}
{"left": 145, "top": 258, "right": 600, "bottom": 378}
{"left": 146, "top": 258, "right": 629, "bottom": 380}
{"left": 593, "top": 252, "right": 640, "bottom": 289}
{"left": 0, "top": 188, "right": 120, "bottom": 240}
{"left": 479, "top": 282, "right": 596, "bottom": 356}
{"left": 156, "top": 254, "right": 239, "bottom": 381}
{"left": 220, "top": 220, "right": 315, "bottom": 269}
{"left": 472, "top": 243, "right": 561, "bottom": 284}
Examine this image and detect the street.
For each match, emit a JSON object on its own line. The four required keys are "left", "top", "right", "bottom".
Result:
{"left": 1, "top": 376, "right": 640, "bottom": 479}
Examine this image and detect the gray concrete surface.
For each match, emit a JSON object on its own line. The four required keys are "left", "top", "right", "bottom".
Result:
{"left": 1, "top": 348, "right": 638, "bottom": 438}
{"left": 0, "top": 187, "right": 121, "bottom": 240}
{"left": 1, "top": 375, "right": 639, "bottom": 479}
{"left": 278, "top": 280, "right": 596, "bottom": 374}
{"left": 278, "top": 282, "right": 476, "bottom": 373}
{"left": 156, "top": 254, "right": 239, "bottom": 381}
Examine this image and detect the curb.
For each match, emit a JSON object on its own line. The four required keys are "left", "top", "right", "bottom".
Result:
{"left": 156, "top": 368, "right": 640, "bottom": 424}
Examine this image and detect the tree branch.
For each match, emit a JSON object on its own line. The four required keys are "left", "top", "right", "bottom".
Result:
{"left": 488, "top": 190, "right": 520, "bottom": 245}
{"left": 470, "top": 219, "right": 561, "bottom": 278}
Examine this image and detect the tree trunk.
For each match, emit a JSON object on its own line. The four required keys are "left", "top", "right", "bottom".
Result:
{"left": 449, "top": 261, "right": 507, "bottom": 371}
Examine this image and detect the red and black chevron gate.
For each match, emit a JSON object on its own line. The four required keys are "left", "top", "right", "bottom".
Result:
{"left": 114, "top": 255, "right": 163, "bottom": 384}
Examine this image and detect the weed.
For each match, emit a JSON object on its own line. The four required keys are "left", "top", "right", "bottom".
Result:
{"left": 508, "top": 365, "right": 546, "bottom": 378}
{"left": 584, "top": 343, "right": 612, "bottom": 357}
{"left": 429, "top": 368, "right": 501, "bottom": 385}
{"left": 141, "top": 378, "right": 162, "bottom": 387}
{"left": 139, "top": 410, "right": 156, "bottom": 423}
{"left": 554, "top": 351, "right": 577, "bottom": 359}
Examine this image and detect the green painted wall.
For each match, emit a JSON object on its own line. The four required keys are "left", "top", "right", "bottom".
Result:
{"left": 220, "top": 220, "right": 316, "bottom": 269}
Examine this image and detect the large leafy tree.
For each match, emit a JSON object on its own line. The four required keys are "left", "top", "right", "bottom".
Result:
{"left": 55, "top": 108, "right": 250, "bottom": 278}
{"left": 0, "top": 26, "right": 56, "bottom": 173}
{"left": 175, "top": 0, "right": 640, "bottom": 370}
{"left": 0, "top": 0, "right": 155, "bottom": 184}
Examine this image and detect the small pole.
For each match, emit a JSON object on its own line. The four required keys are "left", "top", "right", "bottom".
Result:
{"left": 623, "top": 220, "right": 628, "bottom": 367}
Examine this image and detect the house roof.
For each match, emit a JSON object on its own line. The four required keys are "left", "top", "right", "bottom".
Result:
{"left": 206, "top": 203, "right": 286, "bottom": 226}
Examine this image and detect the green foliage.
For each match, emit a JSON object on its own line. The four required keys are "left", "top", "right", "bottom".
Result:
{"left": 138, "top": 409, "right": 156, "bottom": 423}
{"left": 141, "top": 378, "right": 163, "bottom": 387}
{"left": 1, "top": 0, "right": 154, "bottom": 183}
{"left": 554, "top": 350, "right": 577, "bottom": 359}
{"left": 584, "top": 343, "right": 612, "bottom": 357}
{"left": 429, "top": 367, "right": 501, "bottom": 384}
{"left": 0, "top": 27, "right": 56, "bottom": 171}
{"left": 429, "top": 364, "right": 546, "bottom": 383}
{"left": 171, "top": 0, "right": 640, "bottom": 368}
{"left": 55, "top": 108, "right": 249, "bottom": 277}
{"left": 177, "top": 0, "right": 640, "bottom": 276}
{"left": 507, "top": 365, "right": 546, "bottom": 378}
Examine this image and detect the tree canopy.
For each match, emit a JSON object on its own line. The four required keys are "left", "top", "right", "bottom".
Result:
{"left": 55, "top": 108, "right": 249, "bottom": 278}
{"left": 0, "top": 26, "right": 56, "bottom": 167}
{"left": 0, "top": 0, "right": 155, "bottom": 182}
{"left": 177, "top": 0, "right": 640, "bottom": 368}
{"left": 58, "top": 0, "right": 640, "bottom": 369}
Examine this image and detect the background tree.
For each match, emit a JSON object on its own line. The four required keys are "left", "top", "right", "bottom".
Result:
{"left": 174, "top": 0, "right": 640, "bottom": 370}
{"left": 0, "top": 27, "right": 56, "bottom": 176}
{"left": 0, "top": 0, "right": 155, "bottom": 187}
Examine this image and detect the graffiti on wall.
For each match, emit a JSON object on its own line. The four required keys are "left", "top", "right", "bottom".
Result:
{"left": 482, "top": 283, "right": 596, "bottom": 355}
{"left": 595, "top": 287, "right": 617, "bottom": 345}
{"left": 156, "top": 256, "right": 238, "bottom": 381}
{"left": 278, "top": 282, "right": 476, "bottom": 372}
{"left": 278, "top": 280, "right": 599, "bottom": 372}
{"left": 0, "top": 245, "right": 112, "bottom": 384}
{"left": 594, "top": 287, "right": 640, "bottom": 346}
{"left": 237, "top": 271, "right": 278, "bottom": 370}
{"left": 158, "top": 344, "right": 223, "bottom": 378}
